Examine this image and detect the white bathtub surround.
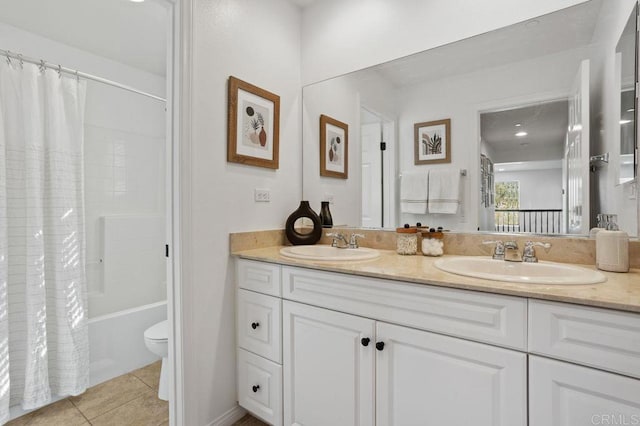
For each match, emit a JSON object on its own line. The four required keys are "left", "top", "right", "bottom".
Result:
{"left": 0, "top": 60, "right": 89, "bottom": 422}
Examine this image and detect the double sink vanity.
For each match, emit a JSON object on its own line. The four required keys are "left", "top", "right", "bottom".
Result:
{"left": 232, "top": 230, "right": 640, "bottom": 426}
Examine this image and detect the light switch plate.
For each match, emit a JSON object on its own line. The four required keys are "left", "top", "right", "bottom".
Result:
{"left": 254, "top": 189, "right": 270, "bottom": 202}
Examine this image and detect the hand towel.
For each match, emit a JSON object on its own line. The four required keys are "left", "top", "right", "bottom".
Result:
{"left": 400, "top": 171, "right": 429, "bottom": 214}
{"left": 428, "top": 169, "right": 460, "bottom": 214}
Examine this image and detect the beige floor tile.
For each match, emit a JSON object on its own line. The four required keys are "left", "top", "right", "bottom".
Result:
{"left": 89, "top": 390, "right": 168, "bottom": 426}
{"left": 131, "top": 361, "right": 162, "bottom": 391}
{"left": 233, "top": 414, "right": 268, "bottom": 426}
{"left": 68, "top": 374, "right": 149, "bottom": 420}
{"left": 6, "top": 399, "right": 88, "bottom": 426}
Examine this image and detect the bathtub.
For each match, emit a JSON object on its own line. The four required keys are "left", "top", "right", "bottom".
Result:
{"left": 89, "top": 300, "right": 167, "bottom": 386}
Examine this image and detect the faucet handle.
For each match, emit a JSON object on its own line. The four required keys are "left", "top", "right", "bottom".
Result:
{"left": 326, "top": 232, "right": 348, "bottom": 248}
{"left": 482, "top": 240, "right": 505, "bottom": 260}
{"left": 525, "top": 241, "right": 551, "bottom": 250}
{"left": 349, "top": 233, "right": 365, "bottom": 248}
{"left": 523, "top": 241, "right": 551, "bottom": 263}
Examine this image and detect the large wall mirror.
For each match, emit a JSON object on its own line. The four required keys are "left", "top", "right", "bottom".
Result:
{"left": 302, "top": 0, "right": 640, "bottom": 237}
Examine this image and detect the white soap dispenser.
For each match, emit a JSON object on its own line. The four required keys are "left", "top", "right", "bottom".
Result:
{"left": 595, "top": 221, "right": 629, "bottom": 273}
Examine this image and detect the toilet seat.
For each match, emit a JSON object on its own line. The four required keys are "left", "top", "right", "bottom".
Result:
{"left": 144, "top": 319, "right": 168, "bottom": 341}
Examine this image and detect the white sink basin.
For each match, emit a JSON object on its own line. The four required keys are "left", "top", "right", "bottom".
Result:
{"left": 434, "top": 256, "right": 606, "bottom": 285}
{"left": 280, "top": 245, "right": 380, "bottom": 262}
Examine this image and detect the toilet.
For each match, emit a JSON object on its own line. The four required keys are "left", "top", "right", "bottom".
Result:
{"left": 144, "top": 320, "right": 169, "bottom": 401}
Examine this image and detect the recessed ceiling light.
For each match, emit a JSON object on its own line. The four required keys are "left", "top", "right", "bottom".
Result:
{"left": 515, "top": 123, "right": 522, "bottom": 127}
{"left": 130, "top": 0, "right": 145, "bottom": 3}
{"left": 515, "top": 131, "right": 528, "bottom": 137}
{"left": 498, "top": 168, "right": 505, "bottom": 172}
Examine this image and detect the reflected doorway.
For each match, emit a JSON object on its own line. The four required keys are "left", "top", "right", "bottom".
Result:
{"left": 361, "top": 107, "right": 396, "bottom": 228}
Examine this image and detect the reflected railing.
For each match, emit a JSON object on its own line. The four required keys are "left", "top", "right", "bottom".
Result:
{"left": 495, "top": 209, "right": 563, "bottom": 234}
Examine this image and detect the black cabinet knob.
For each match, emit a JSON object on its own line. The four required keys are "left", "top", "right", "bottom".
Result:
{"left": 361, "top": 337, "right": 370, "bottom": 347}
{"left": 252, "top": 385, "right": 260, "bottom": 393}
{"left": 251, "top": 322, "right": 259, "bottom": 330}
{"left": 376, "top": 341, "right": 385, "bottom": 351}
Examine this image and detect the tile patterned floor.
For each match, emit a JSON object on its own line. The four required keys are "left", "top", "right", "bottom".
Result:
{"left": 7, "top": 361, "right": 167, "bottom": 426}
{"left": 233, "top": 414, "right": 268, "bottom": 426}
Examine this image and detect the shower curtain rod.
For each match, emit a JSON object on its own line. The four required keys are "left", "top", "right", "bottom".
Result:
{"left": 1, "top": 48, "right": 166, "bottom": 103}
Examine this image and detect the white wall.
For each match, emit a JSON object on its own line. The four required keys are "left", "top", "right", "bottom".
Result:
{"left": 302, "top": 72, "right": 396, "bottom": 226}
{"left": 590, "top": 0, "right": 638, "bottom": 235}
{"left": 187, "top": 1, "right": 302, "bottom": 424}
{"left": 395, "top": 47, "right": 589, "bottom": 231}
{"left": 300, "top": 0, "right": 588, "bottom": 84}
{"left": 0, "top": 23, "right": 167, "bottom": 317}
{"left": 495, "top": 169, "right": 563, "bottom": 209}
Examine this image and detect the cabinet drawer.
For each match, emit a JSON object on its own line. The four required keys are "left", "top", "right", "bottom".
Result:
{"left": 282, "top": 266, "right": 527, "bottom": 350}
{"left": 238, "top": 349, "right": 282, "bottom": 426}
{"left": 237, "top": 259, "right": 281, "bottom": 296}
{"left": 237, "top": 289, "right": 282, "bottom": 363}
{"left": 529, "top": 300, "right": 640, "bottom": 378}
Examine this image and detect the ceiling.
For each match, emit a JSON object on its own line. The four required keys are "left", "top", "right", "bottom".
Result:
{"left": 0, "top": 0, "right": 168, "bottom": 76}
{"left": 367, "top": 0, "right": 602, "bottom": 87}
{"left": 481, "top": 100, "right": 568, "bottom": 163}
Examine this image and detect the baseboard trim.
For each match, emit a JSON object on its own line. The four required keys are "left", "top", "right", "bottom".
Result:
{"left": 208, "top": 404, "right": 247, "bottom": 426}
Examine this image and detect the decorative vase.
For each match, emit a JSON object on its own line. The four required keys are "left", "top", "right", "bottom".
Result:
{"left": 259, "top": 128, "right": 267, "bottom": 146}
{"left": 319, "top": 201, "right": 333, "bottom": 228}
{"left": 285, "top": 201, "right": 322, "bottom": 245}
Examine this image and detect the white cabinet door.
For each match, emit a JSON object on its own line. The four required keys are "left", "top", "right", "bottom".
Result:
{"left": 283, "top": 301, "right": 375, "bottom": 426}
{"left": 376, "top": 322, "right": 527, "bottom": 426}
{"left": 530, "top": 355, "right": 640, "bottom": 426}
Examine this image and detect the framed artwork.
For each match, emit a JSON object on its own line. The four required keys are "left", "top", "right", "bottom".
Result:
{"left": 320, "top": 114, "right": 348, "bottom": 179}
{"left": 414, "top": 118, "right": 451, "bottom": 165}
{"left": 227, "top": 76, "right": 280, "bottom": 169}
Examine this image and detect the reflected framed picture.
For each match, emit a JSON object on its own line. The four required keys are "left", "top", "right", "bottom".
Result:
{"left": 227, "top": 76, "right": 280, "bottom": 169}
{"left": 414, "top": 118, "right": 451, "bottom": 165}
{"left": 320, "top": 114, "right": 348, "bottom": 179}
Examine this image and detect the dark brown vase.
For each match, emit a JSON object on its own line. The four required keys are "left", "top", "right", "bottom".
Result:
{"left": 259, "top": 128, "right": 267, "bottom": 146}
{"left": 285, "top": 201, "right": 322, "bottom": 245}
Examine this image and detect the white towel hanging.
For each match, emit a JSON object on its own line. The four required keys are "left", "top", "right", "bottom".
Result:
{"left": 400, "top": 171, "right": 429, "bottom": 214}
{"left": 428, "top": 169, "right": 460, "bottom": 214}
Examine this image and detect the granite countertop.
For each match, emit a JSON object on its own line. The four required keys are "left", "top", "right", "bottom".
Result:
{"left": 233, "top": 246, "right": 640, "bottom": 313}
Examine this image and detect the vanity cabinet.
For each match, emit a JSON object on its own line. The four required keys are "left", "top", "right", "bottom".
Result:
{"left": 375, "top": 322, "right": 526, "bottom": 426}
{"left": 529, "top": 356, "right": 640, "bottom": 426}
{"left": 236, "top": 258, "right": 640, "bottom": 426}
{"left": 283, "top": 301, "right": 375, "bottom": 425}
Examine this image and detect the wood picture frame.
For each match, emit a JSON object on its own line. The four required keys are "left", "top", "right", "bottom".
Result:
{"left": 227, "top": 76, "right": 280, "bottom": 169}
{"left": 320, "top": 114, "right": 349, "bottom": 179}
{"left": 414, "top": 118, "right": 451, "bottom": 165}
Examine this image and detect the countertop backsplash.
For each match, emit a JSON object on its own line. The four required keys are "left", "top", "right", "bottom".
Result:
{"left": 230, "top": 228, "right": 640, "bottom": 269}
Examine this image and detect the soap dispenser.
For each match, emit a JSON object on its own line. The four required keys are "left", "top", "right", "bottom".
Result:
{"left": 595, "top": 220, "right": 629, "bottom": 272}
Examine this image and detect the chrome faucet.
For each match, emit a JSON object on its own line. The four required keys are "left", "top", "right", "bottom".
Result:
{"left": 504, "top": 241, "right": 521, "bottom": 262}
{"left": 326, "top": 232, "right": 349, "bottom": 248}
{"left": 482, "top": 240, "right": 505, "bottom": 260}
{"left": 522, "top": 241, "right": 552, "bottom": 263}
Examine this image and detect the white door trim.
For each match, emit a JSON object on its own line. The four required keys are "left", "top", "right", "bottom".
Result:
{"left": 160, "top": 0, "right": 192, "bottom": 424}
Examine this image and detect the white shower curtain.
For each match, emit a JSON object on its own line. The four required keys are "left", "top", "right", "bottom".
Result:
{"left": 0, "top": 59, "right": 89, "bottom": 423}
